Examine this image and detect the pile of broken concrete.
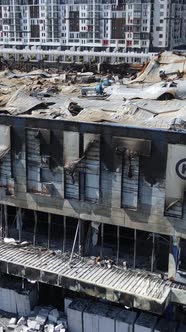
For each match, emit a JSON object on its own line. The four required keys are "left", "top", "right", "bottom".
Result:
{"left": 6, "top": 306, "right": 67, "bottom": 332}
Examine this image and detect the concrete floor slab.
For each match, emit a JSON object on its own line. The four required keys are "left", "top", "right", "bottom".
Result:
{"left": 0, "top": 242, "right": 176, "bottom": 315}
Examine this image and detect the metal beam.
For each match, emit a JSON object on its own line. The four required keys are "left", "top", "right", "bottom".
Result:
{"left": 69, "top": 220, "right": 80, "bottom": 265}
{"left": 100, "top": 223, "right": 104, "bottom": 258}
{"left": 151, "top": 233, "right": 155, "bottom": 272}
{"left": 133, "top": 229, "right": 137, "bottom": 269}
{"left": 48, "top": 213, "right": 51, "bottom": 249}
{"left": 4, "top": 205, "right": 8, "bottom": 238}
{"left": 78, "top": 219, "right": 84, "bottom": 257}
{"left": 17, "top": 208, "right": 22, "bottom": 242}
{"left": 116, "top": 226, "right": 120, "bottom": 264}
{"left": 63, "top": 216, "right": 66, "bottom": 253}
{"left": 33, "top": 211, "right": 38, "bottom": 246}
{"left": 0, "top": 205, "right": 3, "bottom": 239}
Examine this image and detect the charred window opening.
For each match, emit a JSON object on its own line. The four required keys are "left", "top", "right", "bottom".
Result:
{"left": 165, "top": 144, "right": 186, "bottom": 219}
{"left": 87, "top": 224, "right": 169, "bottom": 273}
{"left": 135, "top": 231, "right": 169, "bottom": 273}
{"left": 6, "top": 207, "right": 169, "bottom": 274}
{"left": 26, "top": 128, "right": 42, "bottom": 194}
{"left": 50, "top": 130, "right": 63, "bottom": 169}
{"left": 179, "top": 238, "right": 186, "bottom": 271}
{"left": 64, "top": 133, "right": 100, "bottom": 203}
{"left": 121, "top": 151, "right": 139, "bottom": 210}
{"left": 64, "top": 131, "right": 80, "bottom": 200}
{"left": 0, "top": 126, "right": 14, "bottom": 196}
{"left": 7, "top": 208, "right": 89, "bottom": 255}
{"left": 135, "top": 230, "right": 153, "bottom": 271}
{"left": 113, "top": 136, "right": 151, "bottom": 211}
{"left": 156, "top": 234, "right": 169, "bottom": 273}
{"left": 39, "top": 129, "right": 51, "bottom": 167}
{"left": 64, "top": 169, "right": 80, "bottom": 200}
{"left": 26, "top": 128, "right": 63, "bottom": 196}
{"left": 8, "top": 207, "right": 35, "bottom": 243}
{"left": 80, "top": 135, "right": 100, "bottom": 204}
{"left": 118, "top": 227, "right": 135, "bottom": 267}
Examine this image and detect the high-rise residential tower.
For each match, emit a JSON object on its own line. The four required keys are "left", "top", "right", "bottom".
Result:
{"left": 0, "top": 1, "right": 186, "bottom": 53}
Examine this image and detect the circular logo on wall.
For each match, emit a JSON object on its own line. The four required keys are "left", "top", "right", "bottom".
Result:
{"left": 175, "top": 158, "right": 186, "bottom": 180}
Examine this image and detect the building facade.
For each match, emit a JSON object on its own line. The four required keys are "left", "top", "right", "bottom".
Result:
{"left": 0, "top": 0, "right": 186, "bottom": 53}
{"left": 0, "top": 113, "right": 186, "bottom": 314}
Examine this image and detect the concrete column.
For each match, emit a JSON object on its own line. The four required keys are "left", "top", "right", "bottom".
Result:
{"left": 168, "top": 236, "right": 180, "bottom": 280}
{"left": 62, "top": 216, "right": 66, "bottom": 253}
{"left": 0, "top": 205, "right": 3, "bottom": 239}
{"left": 66, "top": 4, "right": 69, "bottom": 43}
{"left": 16, "top": 208, "right": 22, "bottom": 242}
{"left": 33, "top": 211, "right": 38, "bottom": 246}
{"left": 47, "top": 213, "right": 51, "bottom": 249}
{"left": 97, "top": 63, "right": 101, "bottom": 73}
{"left": 79, "top": 219, "right": 85, "bottom": 257}
{"left": 4, "top": 205, "right": 8, "bottom": 238}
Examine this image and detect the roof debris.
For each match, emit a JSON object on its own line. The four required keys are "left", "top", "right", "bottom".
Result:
{"left": 1, "top": 51, "right": 186, "bottom": 130}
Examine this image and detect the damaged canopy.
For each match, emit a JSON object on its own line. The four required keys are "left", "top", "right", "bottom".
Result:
{"left": 106, "top": 80, "right": 186, "bottom": 100}
{"left": 128, "top": 51, "right": 186, "bottom": 85}
{"left": 5, "top": 89, "right": 52, "bottom": 115}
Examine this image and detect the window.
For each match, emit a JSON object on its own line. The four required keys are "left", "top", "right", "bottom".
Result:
{"left": 156, "top": 26, "right": 163, "bottom": 31}
{"left": 81, "top": 134, "right": 100, "bottom": 203}
{"left": 0, "top": 125, "right": 14, "bottom": 196}
{"left": 64, "top": 131, "right": 80, "bottom": 200}
{"left": 26, "top": 128, "right": 63, "bottom": 196}
{"left": 121, "top": 153, "right": 139, "bottom": 210}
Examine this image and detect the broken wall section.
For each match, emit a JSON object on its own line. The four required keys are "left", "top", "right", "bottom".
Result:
{"left": 0, "top": 276, "right": 38, "bottom": 316}
{"left": 26, "top": 127, "right": 63, "bottom": 198}
{"left": 64, "top": 132, "right": 101, "bottom": 203}
{"left": 0, "top": 125, "right": 14, "bottom": 197}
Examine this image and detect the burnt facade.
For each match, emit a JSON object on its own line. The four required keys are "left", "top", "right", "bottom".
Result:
{"left": 0, "top": 115, "right": 186, "bottom": 313}
{"left": 0, "top": 116, "right": 185, "bottom": 237}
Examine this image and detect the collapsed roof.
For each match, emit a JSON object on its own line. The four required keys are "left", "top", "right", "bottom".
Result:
{"left": 1, "top": 51, "right": 186, "bottom": 130}
{"left": 127, "top": 51, "right": 186, "bottom": 85}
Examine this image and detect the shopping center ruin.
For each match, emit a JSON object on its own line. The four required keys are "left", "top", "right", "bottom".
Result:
{"left": 0, "top": 52, "right": 186, "bottom": 323}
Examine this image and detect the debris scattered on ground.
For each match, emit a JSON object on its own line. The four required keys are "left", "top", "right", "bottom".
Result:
{"left": 0, "top": 306, "right": 67, "bottom": 332}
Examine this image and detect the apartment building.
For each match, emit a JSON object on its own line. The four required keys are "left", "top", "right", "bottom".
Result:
{"left": 0, "top": 1, "right": 186, "bottom": 53}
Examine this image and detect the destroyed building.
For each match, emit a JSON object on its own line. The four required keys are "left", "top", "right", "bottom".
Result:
{"left": 0, "top": 51, "right": 186, "bottom": 330}
{"left": 0, "top": 0, "right": 186, "bottom": 53}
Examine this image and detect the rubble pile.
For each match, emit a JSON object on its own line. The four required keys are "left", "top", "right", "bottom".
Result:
{"left": 4, "top": 306, "right": 67, "bottom": 332}
{"left": 0, "top": 56, "right": 142, "bottom": 77}
{"left": 1, "top": 51, "right": 186, "bottom": 129}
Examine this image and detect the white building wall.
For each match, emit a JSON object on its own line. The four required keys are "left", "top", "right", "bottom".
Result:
{"left": 0, "top": 0, "right": 186, "bottom": 52}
